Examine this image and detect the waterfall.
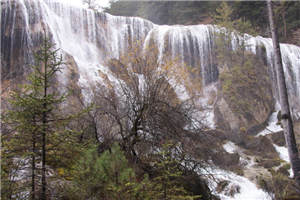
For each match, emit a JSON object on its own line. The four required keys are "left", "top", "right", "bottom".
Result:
{"left": 1, "top": 0, "right": 34, "bottom": 80}
{"left": 246, "top": 35, "right": 300, "bottom": 118}
{"left": 1, "top": 0, "right": 300, "bottom": 117}
{"left": 143, "top": 25, "right": 217, "bottom": 85}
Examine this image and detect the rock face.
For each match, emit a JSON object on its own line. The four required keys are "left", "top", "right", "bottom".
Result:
{"left": 216, "top": 51, "right": 274, "bottom": 136}
{"left": 1, "top": 0, "right": 33, "bottom": 81}
{"left": 1, "top": 0, "right": 300, "bottom": 134}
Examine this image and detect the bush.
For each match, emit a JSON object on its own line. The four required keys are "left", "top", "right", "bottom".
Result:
{"left": 258, "top": 171, "right": 300, "bottom": 200}
{"left": 63, "top": 144, "right": 151, "bottom": 200}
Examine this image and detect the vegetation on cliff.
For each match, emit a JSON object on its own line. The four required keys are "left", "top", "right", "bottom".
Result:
{"left": 219, "top": 52, "right": 273, "bottom": 132}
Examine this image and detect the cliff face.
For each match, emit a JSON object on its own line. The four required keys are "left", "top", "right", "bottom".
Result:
{"left": 1, "top": 0, "right": 300, "bottom": 134}
{"left": 1, "top": 0, "right": 32, "bottom": 81}
{"left": 216, "top": 52, "right": 274, "bottom": 137}
{"left": 3, "top": 1, "right": 300, "bottom": 198}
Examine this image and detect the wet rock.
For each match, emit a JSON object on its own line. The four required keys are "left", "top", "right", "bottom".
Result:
{"left": 260, "top": 159, "right": 281, "bottom": 169}
{"left": 212, "top": 151, "right": 240, "bottom": 168}
{"left": 241, "top": 135, "right": 278, "bottom": 159}
{"left": 216, "top": 180, "right": 229, "bottom": 193}
{"left": 216, "top": 51, "right": 274, "bottom": 136}
{"left": 270, "top": 131, "right": 286, "bottom": 146}
{"left": 225, "top": 184, "right": 240, "bottom": 197}
{"left": 277, "top": 163, "right": 291, "bottom": 176}
{"left": 216, "top": 180, "right": 241, "bottom": 197}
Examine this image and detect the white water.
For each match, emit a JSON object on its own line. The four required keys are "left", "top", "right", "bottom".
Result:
{"left": 256, "top": 104, "right": 293, "bottom": 177}
{"left": 204, "top": 166, "right": 271, "bottom": 200}
{"left": 2, "top": 1, "right": 300, "bottom": 199}
{"left": 247, "top": 36, "right": 300, "bottom": 119}
{"left": 4, "top": 0, "right": 300, "bottom": 117}
{"left": 144, "top": 24, "right": 217, "bottom": 85}
{"left": 4, "top": 0, "right": 300, "bottom": 106}
{"left": 49, "top": 0, "right": 110, "bottom": 10}
{"left": 198, "top": 83, "right": 218, "bottom": 129}
{"left": 223, "top": 141, "right": 238, "bottom": 154}
{"left": 274, "top": 144, "right": 289, "bottom": 162}
{"left": 273, "top": 144, "right": 294, "bottom": 177}
{"left": 167, "top": 77, "right": 190, "bottom": 102}
{"left": 257, "top": 103, "right": 283, "bottom": 137}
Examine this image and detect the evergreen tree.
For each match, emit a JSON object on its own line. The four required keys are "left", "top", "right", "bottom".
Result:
{"left": 2, "top": 83, "right": 42, "bottom": 199}
{"left": 213, "top": 2, "right": 255, "bottom": 69}
{"left": 33, "top": 35, "right": 66, "bottom": 200}
{"left": 212, "top": 2, "right": 235, "bottom": 68}
{"left": 1, "top": 35, "right": 61, "bottom": 199}
{"left": 150, "top": 143, "right": 201, "bottom": 200}
{"left": 106, "top": 1, "right": 218, "bottom": 25}
{"left": 67, "top": 143, "right": 200, "bottom": 200}
{"left": 1, "top": 34, "right": 82, "bottom": 199}
{"left": 69, "top": 143, "right": 152, "bottom": 200}
{"left": 213, "top": 2, "right": 234, "bottom": 31}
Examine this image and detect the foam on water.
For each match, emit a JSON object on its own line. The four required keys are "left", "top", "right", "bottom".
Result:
{"left": 255, "top": 103, "right": 293, "bottom": 177}
{"left": 223, "top": 141, "right": 238, "bottom": 154}
{"left": 203, "top": 166, "right": 271, "bottom": 200}
{"left": 257, "top": 103, "right": 283, "bottom": 137}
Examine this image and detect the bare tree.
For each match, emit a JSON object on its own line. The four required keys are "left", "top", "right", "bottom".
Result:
{"left": 267, "top": 0, "right": 300, "bottom": 185}
{"left": 89, "top": 43, "right": 209, "bottom": 167}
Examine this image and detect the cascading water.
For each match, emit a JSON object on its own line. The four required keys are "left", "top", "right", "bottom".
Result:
{"left": 246, "top": 35, "right": 300, "bottom": 118}
{"left": 2, "top": 0, "right": 300, "bottom": 116}
{"left": 3, "top": 1, "right": 300, "bottom": 199}
{"left": 1, "top": 0, "right": 35, "bottom": 80}
{"left": 144, "top": 25, "right": 217, "bottom": 85}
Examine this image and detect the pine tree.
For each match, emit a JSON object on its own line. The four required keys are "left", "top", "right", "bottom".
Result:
{"left": 1, "top": 34, "right": 78, "bottom": 199}
{"left": 213, "top": 2, "right": 256, "bottom": 66}
{"left": 70, "top": 143, "right": 152, "bottom": 200}
{"left": 2, "top": 85, "right": 42, "bottom": 200}
{"left": 212, "top": 2, "right": 235, "bottom": 68}
{"left": 31, "top": 35, "right": 67, "bottom": 200}
{"left": 213, "top": 2, "right": 234, "bottom": 31}
{"left": 150, "top": 143, "right": 201, "bottom": 200}
{"left": 1, "top": 39, "right": 55, "bottom": 199}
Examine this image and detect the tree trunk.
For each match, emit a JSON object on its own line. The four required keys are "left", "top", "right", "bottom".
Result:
{"left": 31, "top": 126, "right": 36, "bottom": 200}
{"left": 41, "top": 38, "right": 48, "bottom": 200}
{"left": 267, "top": 0, "right": 300, "bottom": 185}
{"left": 42, "top": 117, "right": 46, "bottom": 200}
{"left": 282, "top": 13, "right": 287, "bottom": 39}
